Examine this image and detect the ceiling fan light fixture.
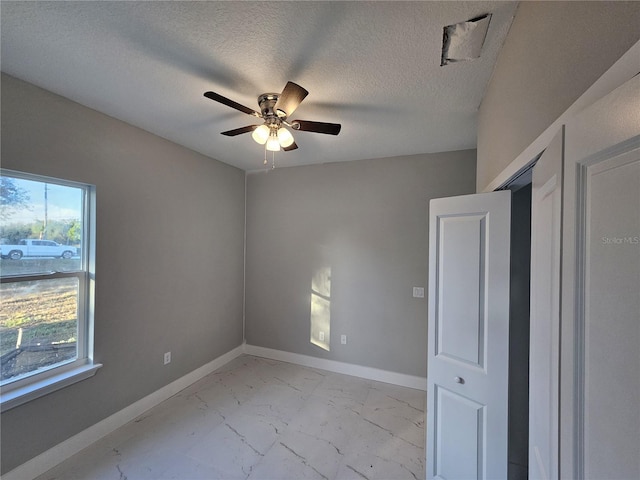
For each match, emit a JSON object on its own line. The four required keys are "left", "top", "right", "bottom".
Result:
{"left": 266, "top": 133, "right": 281, "bottom": 152}
{"left": 252, "top": 124, "right": 270, "bottom": 144}
{"left": 277, "top": 127, "right": 294, "bottom": 148}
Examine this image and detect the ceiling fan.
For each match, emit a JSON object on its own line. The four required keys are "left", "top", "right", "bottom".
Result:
{"left": 204, "top": 81, "right": 341, "bottom": 164}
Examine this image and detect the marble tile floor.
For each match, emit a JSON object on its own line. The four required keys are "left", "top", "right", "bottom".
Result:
{"left": 37, "top": 355, "right": 426, "bottom": 480}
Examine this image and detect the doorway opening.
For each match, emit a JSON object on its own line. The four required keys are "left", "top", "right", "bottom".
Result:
{"left": 507, "top": 179, "right": 532, "bottom": 480}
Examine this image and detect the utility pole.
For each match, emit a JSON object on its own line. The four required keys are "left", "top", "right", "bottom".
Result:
{"left": 42, "top": 183, "right": 48, "bottom": 239}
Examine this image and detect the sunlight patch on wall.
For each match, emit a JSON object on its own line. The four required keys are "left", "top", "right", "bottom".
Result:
{"left": 310, "top": 266, "right": 331, "bottom": 351}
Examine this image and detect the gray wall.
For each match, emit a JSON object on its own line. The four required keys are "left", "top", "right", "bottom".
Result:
{"left": 245, "top": 152, "right": 476, "bottom": 377}
{"left": 477, "top": 1, "right": 640, "bottom": 192}
{"left": 0, "top": 74, "right": 245, "bottom": 473}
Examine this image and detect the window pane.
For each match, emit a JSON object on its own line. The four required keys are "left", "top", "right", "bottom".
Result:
{"left": 1, "top": 175, "right": 83, "bottom": 276}
{"left": 0, "top": 277, "right": 79, "bottom": 383}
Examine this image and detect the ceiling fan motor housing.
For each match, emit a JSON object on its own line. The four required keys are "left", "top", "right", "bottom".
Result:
{"left": 258, "top": 93, "right": 282, "bottom": 127}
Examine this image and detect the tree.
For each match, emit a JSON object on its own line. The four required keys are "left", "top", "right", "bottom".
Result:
{"left": 0, "top": 177, "right": 30, "bottom": 220}
{"left": 0, "top": 224, "right": 32, "bottom": 244}
{"left": 66, "top": 220, "right": 81, "bottom": 245}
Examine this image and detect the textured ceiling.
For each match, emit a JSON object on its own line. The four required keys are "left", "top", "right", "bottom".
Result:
{"left": 1, "top": 1, "right": 518, "bottom": 171}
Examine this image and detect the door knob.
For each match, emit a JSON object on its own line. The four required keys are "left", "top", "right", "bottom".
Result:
{"left": 454, "top": 376, "right": 465, "bottom": 384}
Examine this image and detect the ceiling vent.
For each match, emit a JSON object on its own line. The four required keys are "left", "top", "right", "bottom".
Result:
{"left": 441, "top": 14, "right": 492, "bottom": 66}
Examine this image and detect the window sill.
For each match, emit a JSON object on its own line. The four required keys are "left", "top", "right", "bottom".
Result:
{"left": 0, "top": 362, "right": 102, "bottom": 412}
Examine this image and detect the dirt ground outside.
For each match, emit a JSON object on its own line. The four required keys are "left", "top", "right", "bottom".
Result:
{"left": 0, "top": 269, "right": 78, "bottom": 381}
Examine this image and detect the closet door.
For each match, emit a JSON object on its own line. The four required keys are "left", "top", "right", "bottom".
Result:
{"left": 561, "top": 75, "right": 640, "bottom": 480}
{"left": 427, "top": 191, "right": 511, "bottom": 480}
{"left": 529, "top": 128, "right": 563, "bottom": 480}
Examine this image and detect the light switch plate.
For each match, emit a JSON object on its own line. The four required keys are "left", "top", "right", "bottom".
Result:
{"left": 413, "top": 287, "right": 425, "bottom": 298}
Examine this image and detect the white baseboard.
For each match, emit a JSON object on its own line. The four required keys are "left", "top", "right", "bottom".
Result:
{"left": 3, "top": 344, "right": 245, "bottom": 480}
{"left": 243, "top": 344, "right": 427, "bottom": 391}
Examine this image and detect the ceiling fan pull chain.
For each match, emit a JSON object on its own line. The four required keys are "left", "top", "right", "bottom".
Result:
{"left": 263, "top": 145, "right": 268, "bottom": 165}
{"left": 272, "top": 151, "right": 276, "bottom": 169}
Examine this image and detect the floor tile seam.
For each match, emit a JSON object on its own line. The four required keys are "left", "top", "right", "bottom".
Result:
{"left": 345, "top": 410, "right": 427, "bottom": 460}
{"left": 268, "top": 383, "right": 366, "bottom": 460}
{"left": 272, "top": 439, "right": 337, "bottom": 480}
{"left": 235, "top": 418, "right": 290, "bottom": 479}
{"left": 359, "top": 406, "right": 426, "bottom": 436}
{"left": 290, "top": 423, "right": 358, "bottom": 458}
{"left": 310, "top": 401, "right": 369, "bottom": 440}
{"left": 265, "top": 361, "right": 322, "bottom": 419}
{"left": 360, "top": 382, "right": 377, "bottom": 417}
{"left": 334, "top": 449, "right": 425, "bottom": 480}
{"left": 303, "top": 368, "right": 328, "bottom": 399}
{"left": 181, "top": 427, "right": 272, "bottom": 476}
{"left": 224, "top": 408, "right": 290, "bottom": 438}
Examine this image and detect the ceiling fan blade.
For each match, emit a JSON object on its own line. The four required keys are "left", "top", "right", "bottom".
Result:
{"left": 291, "top": 120, "right": 341, "bottom": 135}
{"left": 274, "top": 82, "right": 309, "bottom": 118}
{"left": 221, "top": 125, "right": 259, "bottom": 136}
{"left": 283, "top": 141, "right": 298, "bottom": 152}
{"left": 204, "top": 91, "right": 261, "bottom": 117}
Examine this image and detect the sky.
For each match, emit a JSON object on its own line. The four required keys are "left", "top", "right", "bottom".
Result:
{"left": 2, "top": 176, "right": 83, "bottom": 225}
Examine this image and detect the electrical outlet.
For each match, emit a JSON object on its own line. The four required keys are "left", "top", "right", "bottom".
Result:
{"left": 164, "top": 351, "right": 171, "bottom": 365}
{"left": 341, "top": 335, "right": 347, "bottom": 345}
{"left": 413, "top": 287, "right": 425, "bottom": 298}
{"left": 319, "top": 331, "right": 325, "bottom": 341}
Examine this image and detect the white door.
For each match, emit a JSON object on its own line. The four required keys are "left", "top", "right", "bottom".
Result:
{"left": 560, "top": 74, "right": 640, "bottom": 479}
{"left": 426, "top": 190, "right": 511, "bottom": 480}
{"left": 529, "top": 128, "right": 563, "bottom": 480}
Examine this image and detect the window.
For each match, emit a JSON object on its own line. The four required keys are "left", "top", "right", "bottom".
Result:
{"left": 0, "top": 170, "right": 100, "bottom": 411}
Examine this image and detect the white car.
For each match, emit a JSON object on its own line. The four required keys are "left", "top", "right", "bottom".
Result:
{"left": 0, "top": 239, "right": 77, "bottom": 260}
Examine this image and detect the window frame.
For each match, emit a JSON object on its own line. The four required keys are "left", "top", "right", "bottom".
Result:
{"left": 0, "top": 169, "right": 101, "bottom": 412}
